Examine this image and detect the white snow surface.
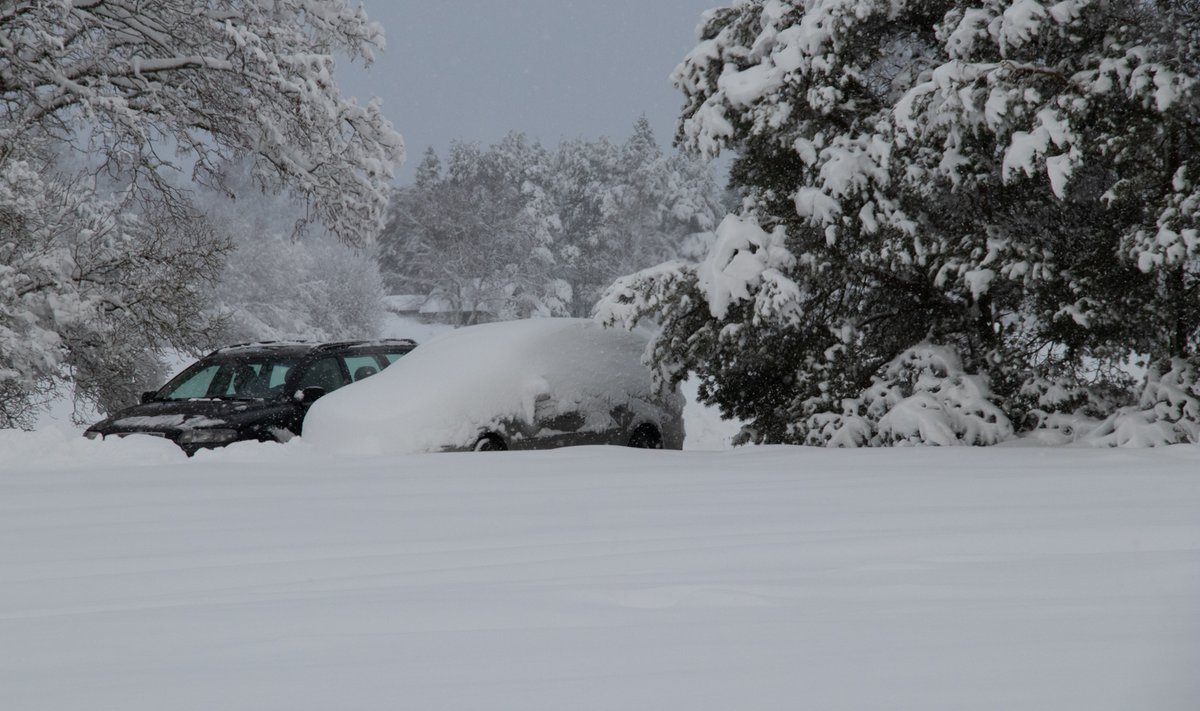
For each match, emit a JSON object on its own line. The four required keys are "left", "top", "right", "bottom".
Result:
{"left": 1, "top": 437, "right": 1198, "bottom": 710}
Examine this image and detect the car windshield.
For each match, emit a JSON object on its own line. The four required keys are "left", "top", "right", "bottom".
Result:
{"left": 156, "top": 357, "right": 298, "bottom": 401}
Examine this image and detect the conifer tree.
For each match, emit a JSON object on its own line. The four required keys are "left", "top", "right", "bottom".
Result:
{"left": 598, "top": 0, "right": 1200, "bottom": 446}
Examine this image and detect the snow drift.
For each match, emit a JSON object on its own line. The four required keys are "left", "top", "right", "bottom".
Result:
{"left": 1, "top": 442, "right": 1197, "bottom": 710}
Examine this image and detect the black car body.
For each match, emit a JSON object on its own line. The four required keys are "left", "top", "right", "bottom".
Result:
{"left": 84, "top": 339, "right": 416, "bottom": 454}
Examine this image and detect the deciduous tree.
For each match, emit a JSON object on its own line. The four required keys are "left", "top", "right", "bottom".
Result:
{"left": 0, "top": 0, "right": 403, "bottom": 425}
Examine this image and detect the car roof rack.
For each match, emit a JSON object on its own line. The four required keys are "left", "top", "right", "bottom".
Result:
{"left": 311, "top": 338, "right": 418, "bottom": 352}
{"left": 208, "top": 340, "right": 316, "bottom": 355}
{"left": 209, "top": 338, "right": 419, "bottom": 357}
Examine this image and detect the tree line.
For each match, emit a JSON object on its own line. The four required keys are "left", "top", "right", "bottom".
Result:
{"left": 377, "top": 119, "right": 721, "bottom": 323}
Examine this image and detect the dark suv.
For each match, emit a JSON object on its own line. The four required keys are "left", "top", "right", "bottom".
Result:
{"left": 84, "top": 339, "right": 416, "bottom": 454}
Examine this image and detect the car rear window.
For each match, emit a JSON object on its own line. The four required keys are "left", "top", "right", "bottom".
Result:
{"left": 344, "top": 356, "right": 381, "bottom": 382}
{"left": 293, "top": 357, "right": 346, "bottom": 393}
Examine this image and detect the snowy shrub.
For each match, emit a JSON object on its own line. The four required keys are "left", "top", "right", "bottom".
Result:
{"left": 1086, "top": 360, "right": 1200, "bottom": 447}
{"left": 1016, "top": 365, "right": 1136, "bottom": 444}
{"left": 872, "top": 346, "right": 1013, "bottom": 446}
{"left": 804, "top": 345, "right": 1013, "bottom": 447}
{"left": 804, "top": 409, "right": 873, "bottom": 448}
{"left": 1021, "top": 412, "right": 1104, "bottom": 446}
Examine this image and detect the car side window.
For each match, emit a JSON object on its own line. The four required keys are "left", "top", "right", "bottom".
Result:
{"left": 221, "top": 363, "right": 264, "bottom": 397}
{"left": 294, "top": 357, "right": 346, "bottom": 393}
{"left": 268, "top": 364, "right": 291, "bottom": 388}
{"left": 344, "top": 356, "right": 380, "bottom": 382}
{"left": 382, "top": 352, "right": 407, "bottom": 364}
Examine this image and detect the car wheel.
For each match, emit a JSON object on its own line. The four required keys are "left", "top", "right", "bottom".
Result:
{"left": 473, "top": 433, "right": 507, "bottom": 451}
{"left": 627, "top": 424, "right": 662, "bottom": 449}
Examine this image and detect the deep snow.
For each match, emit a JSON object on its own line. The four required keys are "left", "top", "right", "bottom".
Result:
{"left": 7, "top": 317, "right": 1198, "bottom": 709}
{"left": 1, "top": 435, "right": 1198, "bottom": 710}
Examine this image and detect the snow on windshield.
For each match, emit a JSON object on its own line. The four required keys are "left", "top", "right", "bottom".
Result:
{"left": 303, "top": 318, "right": 671, "bottom": 454}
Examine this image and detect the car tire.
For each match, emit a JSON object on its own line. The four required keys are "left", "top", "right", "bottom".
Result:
{"left": 473, "top": 433, "right": 507, "bottom": 451}
{"left": 628, "top": 424, "right": 662, "bottom": 449}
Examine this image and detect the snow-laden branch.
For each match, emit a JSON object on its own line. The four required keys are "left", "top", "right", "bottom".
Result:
{"left": 0, "top": 0, "right": 403, "bottom": 246}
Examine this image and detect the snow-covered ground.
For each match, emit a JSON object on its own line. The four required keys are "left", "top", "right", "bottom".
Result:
{"left": 1, "top": 434, "right": 1198, "bottom": 710}
{"left": 5, "top": 315, "right": 1197, "bottom": 709}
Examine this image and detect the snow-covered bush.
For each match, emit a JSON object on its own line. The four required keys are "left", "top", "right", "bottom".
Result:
{"left": 1086, "top": 360, "right": 1200, "bottom": 447}
{"left": 1015, "top": 362, "right": 1137, "bottom": 444}
{"left": 803, "top": 345, "right": 1012, "bottom": 447}
{"left": 870, "top": 347, "right": 1013, "bottom": 446}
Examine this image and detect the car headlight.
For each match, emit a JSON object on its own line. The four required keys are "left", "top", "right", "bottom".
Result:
{"left": 83, "top": 430, "right": 101, "bottom": 440}
{"left": 177, "top": 428, "right": 240, "bottom": 444}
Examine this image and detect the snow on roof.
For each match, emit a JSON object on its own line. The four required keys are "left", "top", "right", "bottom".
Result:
{"left": 302, "top": 318, "right": 665, "bottom": 454}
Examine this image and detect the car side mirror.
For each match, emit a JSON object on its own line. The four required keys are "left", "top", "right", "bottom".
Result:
{"left": 139, "top": 391, "right": 157, "bottom": 404}
{"left": 294, "top": 386, "right": 327, "bottom": 404}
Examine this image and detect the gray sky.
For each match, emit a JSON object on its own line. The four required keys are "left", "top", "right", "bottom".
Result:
{"left": 335, "top": 1, "right": 719, "bottom": 183}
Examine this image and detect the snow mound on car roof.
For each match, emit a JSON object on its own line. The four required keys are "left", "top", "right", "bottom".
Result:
{"left": 302, "top": 318, "right": 665, "bottom": 455}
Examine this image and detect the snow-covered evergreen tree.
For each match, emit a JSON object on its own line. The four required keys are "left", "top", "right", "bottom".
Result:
{"left": 597, "top": 0, "right": 1200, "bottom": 446}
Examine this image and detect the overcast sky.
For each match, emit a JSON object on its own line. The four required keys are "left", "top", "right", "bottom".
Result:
{"left": 335, "top": 1, "right": 719, "bottom": 183}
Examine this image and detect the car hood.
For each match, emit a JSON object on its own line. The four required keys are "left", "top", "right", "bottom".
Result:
{"left": 88, "top": 399, "right": 286, "bottom": 435}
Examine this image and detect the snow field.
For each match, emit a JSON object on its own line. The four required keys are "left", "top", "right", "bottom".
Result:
{"left": 2, "top": 442, "right": 1198, "bottom": 710}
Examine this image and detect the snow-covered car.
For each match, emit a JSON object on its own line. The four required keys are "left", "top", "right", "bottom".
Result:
{"left": 84, "top": 339, "right": 417, "bottom": 455}
{"left": 302, "top": 318, "right": 684, "bottom": 454}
